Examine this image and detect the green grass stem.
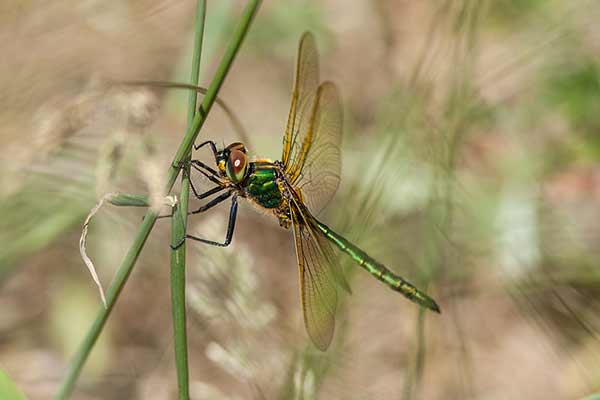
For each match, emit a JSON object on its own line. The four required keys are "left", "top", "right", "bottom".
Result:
{"left": 169, "top": 1, "right": 206, "bottom": 399}
{"left": 164, "top": 0, "right": 260, "bottom": 192}
{"left": 54, "top": 1, "right": 261, "bottom": 398}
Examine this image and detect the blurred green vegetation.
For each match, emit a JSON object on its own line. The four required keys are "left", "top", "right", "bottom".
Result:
{"left": 546, "top": 60, "right": 600, "bottom": 160}
{"left": 0, "top": 368, "right": 26, "bottom": 400}
{"left": 488, "top": 0, "right": 546, "bottom": 25}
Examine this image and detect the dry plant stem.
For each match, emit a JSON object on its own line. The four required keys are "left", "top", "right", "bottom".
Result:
{"left": 55, "top": 210, "right": 158, "bottom": 400}
{"left": 54, "top": 1, "right": 261, "bottom": 399}
{"left": 170, "top": 1, "right": 206, "bottom": 399}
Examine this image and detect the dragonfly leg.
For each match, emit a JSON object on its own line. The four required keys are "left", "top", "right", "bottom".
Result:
{"left": 189, "top": 190, "right": 232, "bottom": 215}
{"left": 171, "top": 194, "right": 238, "bottom": 249}
{"left": 184, "top": 167, "right": 203, "bottom": 199}
{"left": 156, "top": 185, "right": 229, "bottom": 220}
{"left": 178, "top": 165, "right": 204, "bottom": 199}
{"left": 189, "top": 182, "right": 226, "bottom": 201}
{"left": 190, "top": 160, "right": 221, "bottom": 180}
{"left": 181, "top": 164, "right": 226, "bottom": 201}
{"left": 194, "top": 140, "right": 218, "bottom": 161}
{"left": 173, "top": 160, "right": 221, "bottom": 187}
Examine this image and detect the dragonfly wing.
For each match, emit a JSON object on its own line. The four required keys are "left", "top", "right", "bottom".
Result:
{"left": 309, "top": 215, "right": 352, "bottom": 295}
{"left": 291, "top": 205, "right": 337, "bottom": 351}
{"left": 281, "top": 33, "right": 343, "bottom": 216}
{"left": 290, "top": 81, "right": 342, "bottom": 215}
{"left": 282, "top": 32, "right": 319, "bottom": 168}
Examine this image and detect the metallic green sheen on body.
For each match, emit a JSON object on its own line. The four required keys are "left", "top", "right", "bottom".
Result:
{"left": 316, "top": 221, "right": 440, "bottom": 313}
{"left": 245, "top": 165, "right": 283, "bottom": 209}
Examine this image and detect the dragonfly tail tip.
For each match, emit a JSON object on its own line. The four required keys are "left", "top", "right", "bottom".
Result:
{"left": 431, "top": 303, "right": 441, "bottom": 313}
{"left": 422, "top": 297, "right": 441, "bottom": 314}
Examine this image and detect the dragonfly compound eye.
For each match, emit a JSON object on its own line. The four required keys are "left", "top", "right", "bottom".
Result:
{"left": 226, "top": 149, "right": 248, "bottom": 184}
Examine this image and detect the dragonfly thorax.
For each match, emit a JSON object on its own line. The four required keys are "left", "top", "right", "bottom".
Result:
{"left": 241, "top": 160, "right": 293, "bottom": 229}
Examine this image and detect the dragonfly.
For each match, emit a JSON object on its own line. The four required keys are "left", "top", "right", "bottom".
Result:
{"left": 173, "top": 32, "right": 440, "bottom": 350}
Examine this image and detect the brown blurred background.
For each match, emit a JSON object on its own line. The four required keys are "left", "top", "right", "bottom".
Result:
{"left": 2, "top": 1, "right": 600, "bottom": 399}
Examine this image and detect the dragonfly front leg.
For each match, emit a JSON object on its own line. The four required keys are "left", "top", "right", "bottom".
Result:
{"left": 189, "top": 159, "right": 223, "bottom": 185}
{"left": 171, "top": 193, "right": 238, "bottom": 250}
{"left": 177, "top": 163, "right": 222, "bottom": 200}
{"left": 173, "top": 157, "right": 223, "bottom": 187}
{"left": 194, "top": 140, "right": 219, "bottom": 163}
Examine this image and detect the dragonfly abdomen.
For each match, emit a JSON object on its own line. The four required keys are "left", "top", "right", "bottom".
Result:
{"left": 315, "top": 221, "right": 440, "bottom": 313}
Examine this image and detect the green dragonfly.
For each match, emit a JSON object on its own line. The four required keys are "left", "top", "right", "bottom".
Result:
{"left": 174, "top": 32, "right": 440, "bottom": 350}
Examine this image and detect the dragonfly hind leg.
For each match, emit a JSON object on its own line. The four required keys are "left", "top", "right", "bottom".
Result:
{"left": 171, "top": 194, "right": 238, "bottom": 250}
{"left": 156, "top": 185, "right": 227, "bottom": 219}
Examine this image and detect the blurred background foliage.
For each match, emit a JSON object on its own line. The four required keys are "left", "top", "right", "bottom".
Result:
{"left": 2, "top": 0, "right": 600, "bottom": 399}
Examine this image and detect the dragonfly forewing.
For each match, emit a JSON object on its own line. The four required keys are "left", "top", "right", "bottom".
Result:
{"left": 282, "top": 32, "right": 319, "bottom": 169}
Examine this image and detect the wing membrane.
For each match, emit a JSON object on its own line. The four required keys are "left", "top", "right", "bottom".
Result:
{"left": 291, "top": 205, "right": 337, "bottom": 351}
{"left": 282, "top": 32, "right": 319, "bottom": 168}
{"left": 282, "top": 33, "right": 347, "bottom": 349}
{"left": 291, "top": 82, "right": 342, "bottom": 215}
{"left": 281, "top": 33, "right": 343, "bottom": 215}
{"left": 290, "top": 190, "right": 351, "bottom": 350}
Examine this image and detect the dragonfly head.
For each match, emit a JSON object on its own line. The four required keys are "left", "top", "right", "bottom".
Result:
{"left": 217, "top": 142, "right": 249, "bottom": 184}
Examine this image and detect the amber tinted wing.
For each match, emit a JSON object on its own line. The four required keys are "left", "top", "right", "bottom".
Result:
{"left": 291, "top": 205, "right": 338, "bottom": 351}
{"left": 287, "top": 82, "right": 342, "bottom": 215}
{"left": 282, "top": 32, "right": 319, "bottom": 168}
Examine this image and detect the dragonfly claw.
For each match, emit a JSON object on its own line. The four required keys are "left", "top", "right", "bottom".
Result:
{"left": 172, "top": 160, "right": 190, "bottom": 170}
{"left": 171, "top": 237, "right": 185, "bottom": 250}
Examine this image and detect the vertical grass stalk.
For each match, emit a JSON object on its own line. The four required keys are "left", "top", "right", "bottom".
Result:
{"left": 54, "top": 1, "right": 261, "bottom": 398}
{"left": 170, "top": 1, "right": 206, "bottom": 399}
